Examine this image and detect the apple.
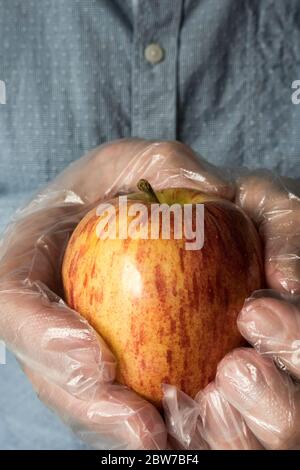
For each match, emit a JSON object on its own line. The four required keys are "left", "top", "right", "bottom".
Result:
{"left": 62, "top": 181, "right": 264, "bottom": 407}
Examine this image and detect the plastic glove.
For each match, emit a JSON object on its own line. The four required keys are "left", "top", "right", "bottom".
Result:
{"left": 0, "top": 138, "right": 233, "bottom": 450}
{"left": 164, "top": 171, "right": 300, "bottom": 450}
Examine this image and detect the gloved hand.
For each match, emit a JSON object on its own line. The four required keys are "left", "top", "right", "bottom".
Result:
{"left": 164, "top": 172, "right": 300, "bottom": 450}
{"left": 0, "top": 138, "right": 233, "bottom": 450}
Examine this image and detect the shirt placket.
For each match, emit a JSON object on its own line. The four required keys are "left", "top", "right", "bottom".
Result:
{"left": 131, "top": 0, "right": 183, "bottom": 140}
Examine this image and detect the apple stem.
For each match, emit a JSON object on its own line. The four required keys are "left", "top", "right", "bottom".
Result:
{"left": 137, "top": 179, "right": 160, "bottom": 203}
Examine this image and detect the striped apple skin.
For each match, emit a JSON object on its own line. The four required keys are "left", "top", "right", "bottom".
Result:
{"left": 62, "top": 197, "right": 264, "bottom": 408}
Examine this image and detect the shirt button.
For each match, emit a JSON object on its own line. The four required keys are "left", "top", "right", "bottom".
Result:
{"left": 144, "top": 43, "right": 164, "bottom": 64}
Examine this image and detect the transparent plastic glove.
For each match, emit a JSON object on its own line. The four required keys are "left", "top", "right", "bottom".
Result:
{"left": 163, "top": 171, "right": 300, "bottom": 450}
{"left": 163, "top": 382, "right": 263, "bottom": 450}
{"left": 236, "top": 172, "right": 300, "bottom": 296}
{"left": 0, "top": 139, "right": 233, "bottom": 450}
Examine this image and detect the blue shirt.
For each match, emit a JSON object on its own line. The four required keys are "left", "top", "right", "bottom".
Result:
{"left": 0, "top": 0, "right": 300, "bottom": 450}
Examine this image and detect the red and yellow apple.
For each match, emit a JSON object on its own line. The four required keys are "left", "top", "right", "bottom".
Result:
{"left": 62, "top": 182, "right": 264, "bottom": 407}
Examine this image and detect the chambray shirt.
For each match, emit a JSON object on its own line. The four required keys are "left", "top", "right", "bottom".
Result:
{"left": 0, "top": 0, "right": 300, "bottom": 450}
